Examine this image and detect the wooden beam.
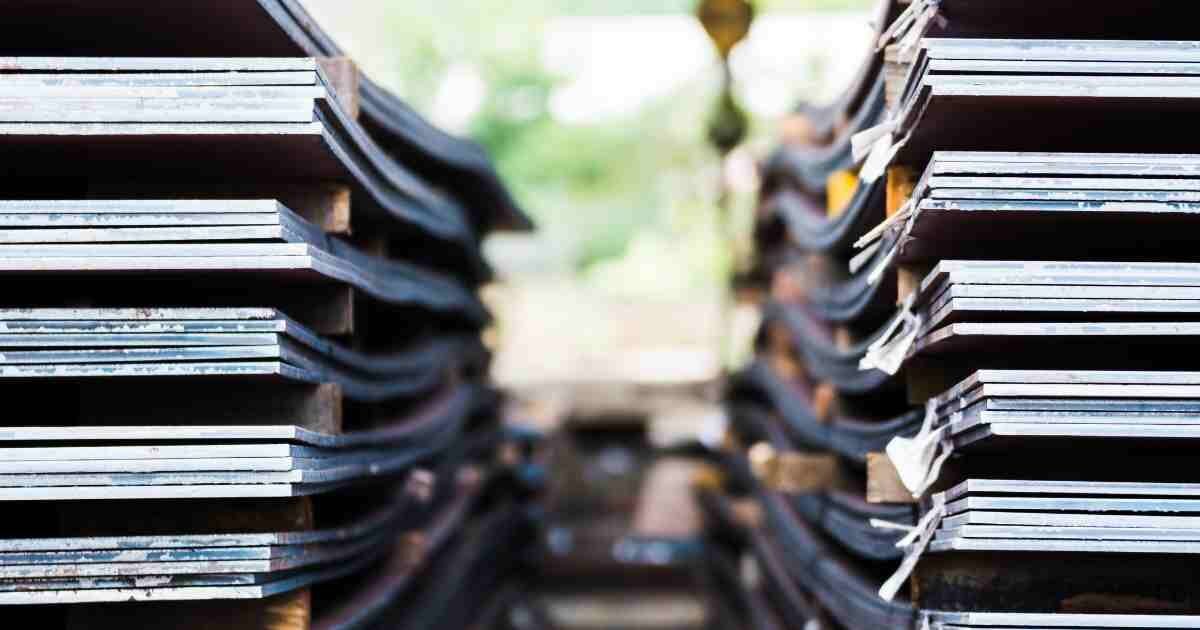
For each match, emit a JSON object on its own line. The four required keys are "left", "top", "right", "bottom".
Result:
{"left": 86, "top": 180, "right": 352, "bottom": 236}
{"left": 750, "top": 443, "right": 840, "bottom": 494}
{"left": 811, "top": 382, "right": 837, "bottom": 424}
{"left": 317, "top": 57, "right": 361, "bottom": 121}
{"left": 825, "top": 170, "right": 858, "bottom": 218}
{"left": 886, "top": 165, "right": 916, "bottom": 218}
{"left": 866, "top": 451, "right": 916, "bottom": 504}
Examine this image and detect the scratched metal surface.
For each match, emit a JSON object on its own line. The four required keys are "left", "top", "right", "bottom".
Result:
{"left": 0, "top": 235, "right": 487, "bottom": 322}
{"left": 0, "top": 310, "right": 481, "bottom": 403}
{"left": 0, "top": 63, "right": 481, "bottom": 253}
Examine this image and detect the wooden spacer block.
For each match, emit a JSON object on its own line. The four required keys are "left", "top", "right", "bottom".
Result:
{"left": 773, "top": 452, "right": 838, "bottom": 494}
{"left": 750, "top": 443, "right": 839, "bottom": 494}
{"left": 826, "top": 170, "right": 859, "bottom": 218}
{"left": 897, "top": 263, "right": 934, "bottom": 304}
{"left": 886, "top": 165, "right": 917, "bottom": 217}
{"left": 867, "top": 452, "right": 917, "bottom": 504}
{"left": 812, "top": 383, "right": 837, "bottom": 424}
{"left": 86, "top": 180, "right": 352, "bottom": 236}
{"left": 317, "top": 57, "right": 361, "bottom": 120}
{"left": 277, "top": 183, "right": 352, "bottom": 235}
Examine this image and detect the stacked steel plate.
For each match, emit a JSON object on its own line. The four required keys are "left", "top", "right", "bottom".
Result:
{"left": 712, "top": 0, "right": 1200, "bottom": 628}
{"left": 0, "top": 3, "right": 541, "bottom": 629}
{"left": 707, "top": 2, "right": 925, "bottom": 628}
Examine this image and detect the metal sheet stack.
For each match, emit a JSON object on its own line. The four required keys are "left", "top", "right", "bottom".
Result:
{"left": 0, "top": 3, "right": 542, "bottom": 629}
{"left": 707, "top": 1, "right": 923, "bottom": 628}
{"left": 711, "top": 0, "right": 1200, "bottom": 628}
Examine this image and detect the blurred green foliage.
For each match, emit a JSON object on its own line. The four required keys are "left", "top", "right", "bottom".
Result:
{"left": 559, "top": 0, "right": 867, "bottom": 13}
{"left": 378, "top": 0, "right": 866, "bottom": 289}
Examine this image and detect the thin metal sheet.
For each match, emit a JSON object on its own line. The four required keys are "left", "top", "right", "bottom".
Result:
{"left": 0, "top": 200, "right": 283, "bottom": 214}
{"left": 0, "top": 361, "right": 297, "bottom": 380}
{"left": 942, "top": 524, "right": 1200, "bottom": 542}
{"left": 920, "top": 260, "right": 1200, "bottom": 303}
{"left": 946, "top": 479, "right": 1200, "bottom": 500}
{"left": 0, "top": 239, "right": 488, "bottom": 323}
{"left": 959, "top": 398, "right": 1200, "bottom": 413}
{"left": 950, "top": 408, "right": 1200, "bottom": 429}
{"left": 946, "top": 496, "right": 1200, "bottom": 516}
{"left": 0, "top": 226, "right": 286, "bottom": 243}
{"left": 943, "top": 511, "right": 1200, "bottom": 530}
{"left": 928, "top": 176, "right": 1200, "bottom": 191}
{"left": 951, "top": 384, "right": 1200, "bottom": 410}
{"left": 930, "top": 610, "right": 1200, "bottom": 628}
{"left": 0, "top": 71, "right": 318, "bottom": 87}
{"left": 955, "top": 423, "right": 1200, "bottom": 448}
{"left": 0, "top": 553, "right": 369, "bottom": 604}
{"left": 928, "top": 59, "right": 1200, "bottom": 75}
{"left": 0, "top": 528, "right": 390, "bottom": 579}
{"left": 914, "top": 322, "right": 1200, "bottom": 360}
{"left": 0, "top": 58, "right": 319, "bottom": 72}
{"left": 922, "top": 39, "right": 1200, "bottom": 63}
{"left": 930, "top": 537, "right": 1200, "bottom": 554}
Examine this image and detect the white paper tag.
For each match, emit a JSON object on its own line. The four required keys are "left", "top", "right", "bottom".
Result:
{"left": 897, "top": 1, "right": 940, "bottom": 60}
{"left": 854, "top": 198, "right": 913, "bottom": 250}
{"left": 866, "top": 241, "right": 900, "bottom": 287}
{"left": 860, "top": 298, "right": 920, "bottom": 375}
{"left": 852, "top": 118, "right": 898, "bottom": 162}
{"left": 849, "top": 240, "right": 883, "bottom": 275}
{"left": 884, "top": 400, "right": 955, "bottom": 496}
{"left": 859, "top": 131, "right": 911, "bottom": 184}
{"left": 878, "top": 494, "right": 946, "bottom": 601}
{"left": 878, "top": 0, "right": 941, "bottom": 54}
{"left": 864, "top": 299, "right": 913, "bottom": 359}
{"left": 875, "top": 0, "right": 924, "bottom": 51}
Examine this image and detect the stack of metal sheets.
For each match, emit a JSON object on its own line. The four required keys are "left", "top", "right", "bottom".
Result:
{"left": 0, "top": 0, "right": 534, "bottom": 234}
{"left": 892, "top": 152, "right": 1200, "bottom": 262}
{"left": 932, "top": 479, "right": 1200, "bottom": 554}
{"left": 763, "top": 6, "right": 1200, "bottom": 629}
{"left": 917, "top": 260, "right": 1200, "bottom": 326}
{"left": 0, "top": 2, "right": 544, "bottom": 625}
{"left": 0, "top": 199, "right": 487, "bottom": 321}
{"left": 934, "top": 370, "right": 1200, "bottom": 449}
{"left": 894, "top": 260, "right": 1200, "bottom": 363}
{"left": 0, "top": 470, "right": 482, "bottom": 606}
{"left": 715, "top": 5, "right": 932, "bottom": 627}
{"left": 0, "top": 497, "right": 406, "bottom": 603}
{"left": 0, "top": 416, "right": 471, "bottom": 501}
{"left": 0, "top": 308, "right": 480, "bottom": 401}
{"left": 870, "top": 39, "right": 1200, "bottom": 171}
{"left": 0, "top": 58, "right": 476, "bottom": 248}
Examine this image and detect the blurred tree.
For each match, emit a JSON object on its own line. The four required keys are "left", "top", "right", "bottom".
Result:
{"left": 376, "top": 0, "right": 867, "bottom": 286}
